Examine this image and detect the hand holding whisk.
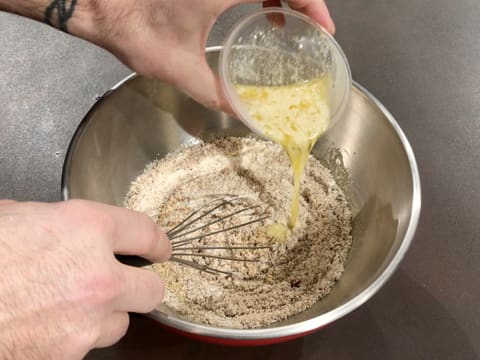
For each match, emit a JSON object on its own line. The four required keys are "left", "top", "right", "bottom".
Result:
{"left": 117, "top": 194, "right": 271, "bottom": 276}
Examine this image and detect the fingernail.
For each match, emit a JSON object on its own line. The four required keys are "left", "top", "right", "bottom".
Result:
{"left": 329, "top": 21, "right": 336, "bottom": 35}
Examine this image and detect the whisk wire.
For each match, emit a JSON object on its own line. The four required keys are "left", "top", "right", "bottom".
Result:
{"left": 167, "top": 197, "right": 229, "bottom": 237}
{"left": 171, "top": 215, "right": 270, "bottom": 248}
{"left": 169, "top": 205, "right": 260, "bottom": 241}
{"left": 170, "top": 256, "right": 233, "bottom": 276}
{"left": 167, "top": 195, "right": 246, "bottom": 237}
{"left": 172, "top": 245, "right": 271, "bottom": 251}
{"left": 165, "top": 194, "right": 272, "bottom": 276}
{"left": 171, "top": 253, "right": 260, "bottom": 262}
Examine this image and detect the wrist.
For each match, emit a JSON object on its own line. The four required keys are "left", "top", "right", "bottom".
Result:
{"left": 0, "top": 0, "right": 97, "bottom": 39}
{"left": 62, "top": 1, "right": 129, "bottom": 53}
{"left": 64, "top": 0, "right": 102, "bottom": 42}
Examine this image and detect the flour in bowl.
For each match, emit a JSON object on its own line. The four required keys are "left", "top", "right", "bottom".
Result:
{"left": 124, "top": 137, "right": 352, "bottom": 329}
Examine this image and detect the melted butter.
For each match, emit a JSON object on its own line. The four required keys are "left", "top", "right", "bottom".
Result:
{"left": 265, "top": 223, "right": 289, "bottom": 242}
{"left": 235, "top": 77, "right": 331, "bottom": 228}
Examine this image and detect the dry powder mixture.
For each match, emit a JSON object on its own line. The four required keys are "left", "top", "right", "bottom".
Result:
{"left": 125, "top": 137, "right": 352, "bottom": 329}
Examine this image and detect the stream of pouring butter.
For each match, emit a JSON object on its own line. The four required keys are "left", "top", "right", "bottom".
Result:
{"left": 235, "top": 77, "right": 331, "bottom": 232}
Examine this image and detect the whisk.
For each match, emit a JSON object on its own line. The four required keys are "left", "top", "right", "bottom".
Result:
{"left": 117, "top": 194, "right": 271, "bottom": 276}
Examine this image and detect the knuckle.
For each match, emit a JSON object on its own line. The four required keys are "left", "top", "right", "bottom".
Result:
{"left": 61, "top": 199, "right": 90, "bottom": 213}
{"left": 71, "top": 327, "right": 99, "bottom": 358}
{"left": 96, "top": 212, "right": 117, "bottom": 238}
{"left": 97, "top": 313, "right": 130, "bottom": 348}
{"left": 60, "top": 200, "right": 116, "bottom": 238}
{"left": 56, "top": 199, "right": 94, "bottom": 223}
{"left": 129, "top": 271, "right": 164, "bottom": 313}
{"left": 138, "top": 215, "right": 160, "bottom": 255}
{"left": 79, "top": 268, "right": 122, "bottom": 306}
{"left": 117, "top": 313, "right": 130, "bottom": 336}
{"left": 157, "top": 278, "right": 165, "bottom": 302}
{"left": 147, "top": 274, "right": 165, "bottom": 307}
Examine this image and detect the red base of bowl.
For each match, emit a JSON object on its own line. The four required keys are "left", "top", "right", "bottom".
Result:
{"left": 157, "top": 322, "right": 322, "bottom": 346}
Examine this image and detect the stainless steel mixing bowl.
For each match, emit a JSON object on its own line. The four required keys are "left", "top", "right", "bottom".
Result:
{"left": 62, "top": 47, "right": 421, "bottom": 345}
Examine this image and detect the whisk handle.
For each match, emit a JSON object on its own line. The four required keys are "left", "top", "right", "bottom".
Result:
{"left": 115, "top": 255, "right": 152, "bottom": 267}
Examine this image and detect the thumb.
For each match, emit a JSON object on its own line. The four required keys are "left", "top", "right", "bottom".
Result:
{"left": 169, "top": 53, "right": 233, "bottom": 115}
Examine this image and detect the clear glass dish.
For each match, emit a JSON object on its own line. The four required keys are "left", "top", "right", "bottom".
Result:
{"left": 219, "top": 7, "right": 352, "bottom": 137}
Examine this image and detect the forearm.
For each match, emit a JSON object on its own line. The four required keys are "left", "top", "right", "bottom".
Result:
{"left": 0, "top": 0, "right": 336, "bottom": 121}
{"left": 0, "top": 0, "right": 46, "bottom": 21}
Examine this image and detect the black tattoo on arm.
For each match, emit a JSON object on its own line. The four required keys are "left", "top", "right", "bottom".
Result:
{"left": 45, "top": 0, "right": 78, "bottom": 32}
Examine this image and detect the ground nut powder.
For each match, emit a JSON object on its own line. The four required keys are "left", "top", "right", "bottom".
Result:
{"left": 125, "top": 137, "right": 352, "bottom": 329}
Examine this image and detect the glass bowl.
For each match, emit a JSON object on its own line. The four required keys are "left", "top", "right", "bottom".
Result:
{"left": 219, "top": 7, "right": 352, "bottom": 138}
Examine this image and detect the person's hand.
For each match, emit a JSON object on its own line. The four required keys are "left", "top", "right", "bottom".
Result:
{"left": 69, "top": 0, "right": 335, "bottom": 112}
{"left": 0, "top": 200, "right": 171, "bottom": 359}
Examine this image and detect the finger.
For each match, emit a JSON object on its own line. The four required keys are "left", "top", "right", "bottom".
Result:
{"left": 169, "top": 53, "right": 234, "bottom": 115}
{"left": 0, "top": 200, "right": 16, "bottom": 207}
{"left": 287, "top": 0, "right": 336, "bottom": 34}
{"left": 115, "top": 265, "right": 165, "bottom": 313}
{"left": 63, "top": 200, "right": 171, "bottom": 263}
{"left": 112, "top": 216, "right": 171, "bottom": 263}
{"left": 263, "top": 0, "right": 286, "bottom": 27}
{"left": 263, "top": 0, "right": 282, "bottom": 7}
{"left": 94, "top": 312, "right": 130, "bottom": 348}
{"left": 231, "top": 1, "right": 335, "bottom": 34}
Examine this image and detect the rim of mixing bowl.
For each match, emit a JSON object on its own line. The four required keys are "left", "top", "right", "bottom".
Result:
{"left": 61, "top": 46, "right": 421, "bottom": 341}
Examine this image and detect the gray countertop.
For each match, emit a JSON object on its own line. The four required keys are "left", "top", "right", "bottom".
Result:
{"left": 1, "top": 1, "right": 479, "bottom": 358}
